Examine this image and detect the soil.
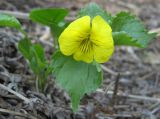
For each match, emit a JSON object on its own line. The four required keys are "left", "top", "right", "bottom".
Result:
{"left": 0, "top": 0, "right": 160, "bottom": 119}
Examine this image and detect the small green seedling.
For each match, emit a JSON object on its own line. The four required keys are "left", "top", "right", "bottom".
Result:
{"left": 0, "top": 3, "right": 156, "bottom": 111}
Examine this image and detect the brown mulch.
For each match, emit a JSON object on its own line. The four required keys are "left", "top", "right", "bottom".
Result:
{"left": 0, "top": 0, "right": 160, "bottom": 119}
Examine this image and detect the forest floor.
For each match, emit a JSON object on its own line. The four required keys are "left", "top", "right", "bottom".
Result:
{"left": 0, "top": 0, "right": 160, "bottom": 119}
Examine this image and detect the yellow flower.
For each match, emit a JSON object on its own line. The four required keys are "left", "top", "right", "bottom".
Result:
{"left": 59, "top": 15, "right": 114, "bottom": 63}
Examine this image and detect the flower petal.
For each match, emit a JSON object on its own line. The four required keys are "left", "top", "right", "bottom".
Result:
{"left": 90, "top": 16, "right": 114, "bottom": 63}
{"left": 73, "top": 48, "right": 94, "bottom": 63}
{"left": 59, "top": 16, "right": 90, "bottom": 56}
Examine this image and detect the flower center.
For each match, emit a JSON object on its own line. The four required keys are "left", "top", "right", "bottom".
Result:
{"left": 79, "top": 36, "right": 93, "bottom": 53}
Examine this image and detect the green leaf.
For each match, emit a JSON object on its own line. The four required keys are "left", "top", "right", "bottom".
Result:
{"left": 30, "top": 44, "right": 47, "bottom": 74}
{"left": 18, "top": 38, "right": 48, "bottom": 91}
{"left": 18, "top": 38, "right": 32, "bottom": 60}
{"left": 51, "top": 52, "right": 102, "bottom": 111}
{"left": 112, "top": 32, "right": 141, "bottom": 47}
{"left": 50, "top": 21, "right": 69, "bottom": 47}
{"left": 29, "top": 8, "right": 69, "bottom": 26}
{"left": 78, "top": 2, "right": 112, "bottom": 24}
{"left": 31, "top": 44, "right": 46, "bottom": 63}
{"left": 112, "top": 12, "right": 156, "bottom": 48}
{"left": 51, "top": 21, "right": 69, "bottom": 38}
{"left": 18, "top": 39, "right": 46, "bottom": 74}
{"left": 0, "top": 13, "right": 21, "bottom": 29}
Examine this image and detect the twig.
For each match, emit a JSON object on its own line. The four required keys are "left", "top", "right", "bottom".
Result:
{"left": 39, "top": 27, "right": 53, "bottom": 47}
{"left": 149, "top": 28, "right": 160, "bottom": 36}
{"left": 105, "top": 113, "right": 132, "bottom": 118}
{"left": 126, "top": 47, "right": 141, "bottom": 61}
{"left": 151, "top": 106, "right": 160, "bottom": 114}
{"left": 0, "top": 10, "right": 29, "bottom": 20}
{"left": 0, "top": 10, "right": 74, "bottom": 21}
{"left": 111, "top": 74, "right": 120, "bottom": 105}
{"left": 0, "top": 108, "right": 37, "bottom": 119}
{"left": 104, "top": 80, "right": 115, "bottom": 93}
{"left": 101, "top": 65, "right": 132, "bottom": 76}
{"left": 0, "top": 10, "right": 160, "bottom": 36}
{"left": 113, "top": 90, "right": 160, "bottom": 102}
{"left": 97, "top": 89, "right": 160, "bottom": 103}
{"left": 115, "top": 0, "right": 140, "bottom": 14}
{"left": 101, "top": 65, "right": 118, "bottom": 76}
{"left": 36, "top": 76, "right": 39, "bottom": 93}
{"left": 0, "top": 83, "right": 30, "bottom": 103}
